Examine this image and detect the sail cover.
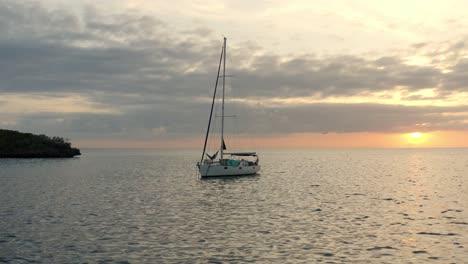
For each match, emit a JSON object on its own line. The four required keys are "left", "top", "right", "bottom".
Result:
{"left": 224, "top": 152, "right": 257, "bottom": 156}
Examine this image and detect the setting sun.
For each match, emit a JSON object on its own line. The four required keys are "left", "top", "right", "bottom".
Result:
{"left": 404, "top": 132, "right": 429, "bottom": 145}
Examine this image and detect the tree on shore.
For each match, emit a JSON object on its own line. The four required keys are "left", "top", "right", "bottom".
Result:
{"left": 0, "top": 129, "right": 81, "bottom": 158}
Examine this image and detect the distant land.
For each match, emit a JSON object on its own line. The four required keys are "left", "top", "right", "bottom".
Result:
{"left": 0, "top": 129, "right": 81, "bottom": 158}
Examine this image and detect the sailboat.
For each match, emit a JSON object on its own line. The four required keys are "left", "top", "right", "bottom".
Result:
{"left": 197, "top": 37, "right": 260, "bottom": 177}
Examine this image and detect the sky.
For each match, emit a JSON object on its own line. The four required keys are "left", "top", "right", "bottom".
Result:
{"left": 2, "top": 0, "right": 468, "bottom": 148}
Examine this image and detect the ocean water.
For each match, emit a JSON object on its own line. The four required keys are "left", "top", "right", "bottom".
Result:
{"left": 0, "top": 148, "right": 467, "bottom": 263}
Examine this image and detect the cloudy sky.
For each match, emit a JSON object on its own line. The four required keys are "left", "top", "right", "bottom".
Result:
{"left": 2, "top": 0, "right": 468, "bottom": 148}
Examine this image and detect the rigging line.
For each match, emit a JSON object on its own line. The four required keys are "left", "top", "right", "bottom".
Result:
{"left": 200, "top": 44, "right": 224, "bottom": 164}
{"left": 227, "top": 50, "right": 241, "bottom": 152}
{"left": 232, "top": 70, "right": 241, "bottom": 151}
{"left": 215, "top": 115, "right": 236, "bottom": 117}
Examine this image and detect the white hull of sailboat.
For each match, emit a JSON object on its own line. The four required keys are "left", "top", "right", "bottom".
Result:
{"left": 198, "top": 164, "right": 260, "bottom": 177}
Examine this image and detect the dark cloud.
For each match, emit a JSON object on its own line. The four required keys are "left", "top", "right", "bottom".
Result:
{"left": 0, "top": 0, "right": 454, "bottom": 99}
{"left": 1, "top": 0, "right": 468, "bottom": 141}
{"left": 9, "top": 102, "right": 468, "bottom": 141}
{"left": 232, "top": 55, "right": 443, "bottom": 98}
{"left": 442, "top": 58, "right": 468, "bottom": 91}
{"left": 226, "top": 102, "right": 468, "bottom": 134}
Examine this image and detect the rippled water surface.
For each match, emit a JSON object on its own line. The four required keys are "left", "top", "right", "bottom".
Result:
{"left": 1, "top": 148, "right": 467, "bottom": 263}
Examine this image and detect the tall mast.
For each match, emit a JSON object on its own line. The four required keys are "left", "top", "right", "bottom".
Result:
{"left": 220, "top": 37, "right": 226, "bottom": 158}
{"left": 199, "top": 45, "right": 224, "bottom": 163}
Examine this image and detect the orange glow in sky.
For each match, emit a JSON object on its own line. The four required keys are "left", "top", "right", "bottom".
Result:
{"left": 75, "top": 131, "right": 468, "bottom": 149}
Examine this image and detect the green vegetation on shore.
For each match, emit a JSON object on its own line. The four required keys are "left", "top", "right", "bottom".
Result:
{"left": 0, "top": 129, "right": 81, "bottom": 158}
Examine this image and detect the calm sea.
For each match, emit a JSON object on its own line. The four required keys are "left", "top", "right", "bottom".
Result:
{"left": 0, "top": 148, "right": 467, "bottom": 263}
